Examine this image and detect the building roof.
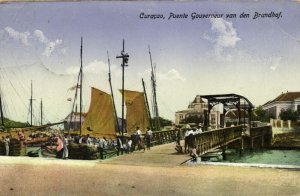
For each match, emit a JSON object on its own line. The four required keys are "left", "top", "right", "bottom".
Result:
{"left": 264, "top": 92, "right": 300, "bottom": 105}
{"left": 192, "top": 95, "right": 205, "bottom": 104}
{"left": 175, "top": 109, "right": 200, "bottom": 114}
{"left": 64, "top": 112, "right": 88, "bottom": 121}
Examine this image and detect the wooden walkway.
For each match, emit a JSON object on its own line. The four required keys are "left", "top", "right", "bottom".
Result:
{"left": 103, "top": 126, "right": 272, "bottom": 167}
{"left": 103, "top": 142, "right": 190, "bottom": 167}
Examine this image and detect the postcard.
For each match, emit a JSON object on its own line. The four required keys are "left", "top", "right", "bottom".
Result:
{"left": 0, "top": 1, "right": 300, "bottom": 195}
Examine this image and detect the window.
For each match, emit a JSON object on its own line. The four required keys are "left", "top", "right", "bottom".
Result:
{"left": 179, "top": 115, "right": 183, "bottom": 120}
{"left": 297, "top": 105, "right": 300, "bottom": 113}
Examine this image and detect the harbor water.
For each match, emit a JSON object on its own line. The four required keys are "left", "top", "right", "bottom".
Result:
{"left": 190, "top": 149, "right": 300, "bottom": 167}
{"left": 224, "top": 149, "right": 300, "bottom": 166}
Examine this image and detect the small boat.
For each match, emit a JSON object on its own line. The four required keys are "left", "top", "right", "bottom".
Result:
{"left": 24, "top": 137, "right": 50, "bottom": 146}
{"left": 41, "top": 146, "right": 56, "bottom": 158}
{"left": 27, "top": 148, "right": 40, "bottom": 157}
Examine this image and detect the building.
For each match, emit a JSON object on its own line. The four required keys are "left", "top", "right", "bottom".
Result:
{"left": 63, "top": 112, "right": 87, "bottom": 132}
{"left": 262, "top": 91, "right": 300, "bottom": 119}
{"left": 175, "top": 95, "right": 220, "bottom": 128}
{"left": 175, "top": 95, "right": 207, "bottom": 125}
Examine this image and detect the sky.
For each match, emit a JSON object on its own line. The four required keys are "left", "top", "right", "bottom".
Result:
{"left": 0, "top": 1, "right": 299, "bottom": 124}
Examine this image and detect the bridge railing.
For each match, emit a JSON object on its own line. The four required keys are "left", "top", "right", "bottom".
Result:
{"left": 140, "top": 126, "right": 244, "bottom": 154}
{"left": 195, "top": 126, "right": 243, "bottom": 155}
{"left": 147, "top": 129, "right": 178, "bottom": 146}
{"left": 249, "top": 125, "right": 272, "bottom": 148}
{"left": 138, "top": 126, "right": 271, "bottom": 155}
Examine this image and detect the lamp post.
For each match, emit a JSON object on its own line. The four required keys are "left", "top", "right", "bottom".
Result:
{"left": 116, "top": 39, "right": 129, "bottom": 136}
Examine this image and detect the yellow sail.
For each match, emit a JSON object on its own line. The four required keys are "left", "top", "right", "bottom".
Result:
{"left": 82, "top": 87, "right": 116, "bottom": 138}
{"left": 122, "top": 89, "right": 149, "bottom": 135}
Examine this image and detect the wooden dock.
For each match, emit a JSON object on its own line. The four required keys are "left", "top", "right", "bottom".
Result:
{"left": 103, "top": 142, "right": 190, "bottom": 167}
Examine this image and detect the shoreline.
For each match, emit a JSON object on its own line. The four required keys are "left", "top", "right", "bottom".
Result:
{"left": 1, "top": 156, "right": 300, "bottom": 195}
{"left": 2, "top": 155, "right": 300, "bottom": 170}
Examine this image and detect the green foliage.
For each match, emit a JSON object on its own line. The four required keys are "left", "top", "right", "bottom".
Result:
{"left": 179, "top": 114, "right": 204, "bottom": 125}
{"left": 279, "top": 109, "right": 299, "bottom": 121}
{"left": 3, "top": 118, "right": 30, "bottom": 128}
{"left": 252, "top": 106, "right": 271, "bottom": 122}
{"left": 151, "top": 117, "right": 173, "bottom": 130}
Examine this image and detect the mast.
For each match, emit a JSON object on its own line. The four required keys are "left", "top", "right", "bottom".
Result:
{"left": 0, "top": 94, "right": 4, "bottom": 126}
{"left": 107, "top": 51, "right": 120, "bottom": 133}
{"left": 116, "top": 39, "right": 129, "bottom": 136}
{"left": 79, "top": 37, "right": 83, "bottom": 135}
{"left": 30, "top": 80, "right": 34, "bottom": 126}
{"left": 142, "top": 78, "right": 153, "bottom": 130}
{"left": 68, "top": 49, "right": 82, "bottom": 134}
{"left": 148, "top": 46, "right": 160, "bottom": 131}
{"left": 40, "top": 98, "right": 43, "bottom": 125}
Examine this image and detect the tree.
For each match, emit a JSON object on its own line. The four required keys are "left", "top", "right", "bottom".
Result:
{"left": 279, "top": 109, "right": 299, "bottom": 121}
{"left": 151, "top": 117, "right": 173, "bottom": 130}
{"left": 252, "top": 106, "right": 271, "bottom": 122}
{"left": 180, "top": 114, "right": 204, "bottom": 125}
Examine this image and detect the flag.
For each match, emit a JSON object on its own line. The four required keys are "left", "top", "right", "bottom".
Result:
{"left": 69, "top": 85, "right": 81, "bottom": 91}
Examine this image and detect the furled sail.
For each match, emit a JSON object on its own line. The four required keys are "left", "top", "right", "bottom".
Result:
{"left": 122, "top": 89, "right": 149, "bottom": 135}
{"left": 82, "top": 87, "right": 116, "bottom": 138}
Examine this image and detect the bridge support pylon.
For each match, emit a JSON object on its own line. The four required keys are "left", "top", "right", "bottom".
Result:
{"left": 222, "top": 146, "right": 227, "bottom": 160}
{"left": 261, "top": 135, "right": 264, "bottom": 148}
{"left": 250, "top": 138, "right": 254, "bottom": 152}
{"left": 239, "top": 137, "right": 244, "bottom": 156}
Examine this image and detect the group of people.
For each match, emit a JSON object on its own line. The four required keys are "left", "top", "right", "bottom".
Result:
{"left": 185, "top": 126, "right": 203, "bottom": 162}
{"left": 1, "top": 131, "right": 25, "bottom": 156}
{"left": 1, "top": 125, "right": 154, "bottom": 159}
{"left": 55, "top": 134, "right": 70, "bottom": 159}
{"left": 116, "top": 126, "right": 153, "bottom": 155}
{"left": 174, "top": 126, "right": 203, "bottom": 162}
{"left": 132, "top": 126, "right": 153, "bottom": 151}
{"left": 53, "top": 133, "right": 131, "bottom": 160}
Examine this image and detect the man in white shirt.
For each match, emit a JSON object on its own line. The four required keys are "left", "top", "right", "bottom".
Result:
{"left": 135, "top": 126, "right": 145, "bottom": 151}
{"left": 62, "top": 135, "right": 69, "bottom": 160}
{"left": 184, "top": 130, "right": 190, "bottom": 153}
{"left": 86, "top": 134, "right": 92, "bottom": 145}
{"left": 4, "top": 136, "right": 10, "bottom": 156}
{"left": 146, "top": 127, "right": 153, "bottom": 150}
{"left": 136, "top": 127, "right": 142, "bottom": 136}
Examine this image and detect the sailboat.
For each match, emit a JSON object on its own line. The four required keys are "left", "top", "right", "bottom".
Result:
{"left": 122, "top": 89, "right": 150, "bottom": 135}
{"left": 77, "top": 87, "right": 150, "bottom": 155}
{"left": 81, "top": 87, "right": 117, "bottom": 138}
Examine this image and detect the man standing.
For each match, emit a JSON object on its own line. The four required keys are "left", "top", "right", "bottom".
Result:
{"left": 4, "top": 136, "right": 10, "bottom": 156}
{"left": 62, "top": 135, "right": 69, "bottom": 160}
{"left": 146, "top": 127, "right": 153, "bottom": 150}
{"left": 135, "top": 126, "right": 145, "bottom": 151}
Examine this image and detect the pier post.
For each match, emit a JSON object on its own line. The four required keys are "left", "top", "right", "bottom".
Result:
{"left": 222, "top": 146, "right": 227, "bottom": 160}
{"left": 250, "top": 138, "right": 254, "bottom": 152}
{"left": 261, "top": 135, "right": 264, "bottom": 148}
{"left": 239, "top": 137, "right": 244, "bottom": 156}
